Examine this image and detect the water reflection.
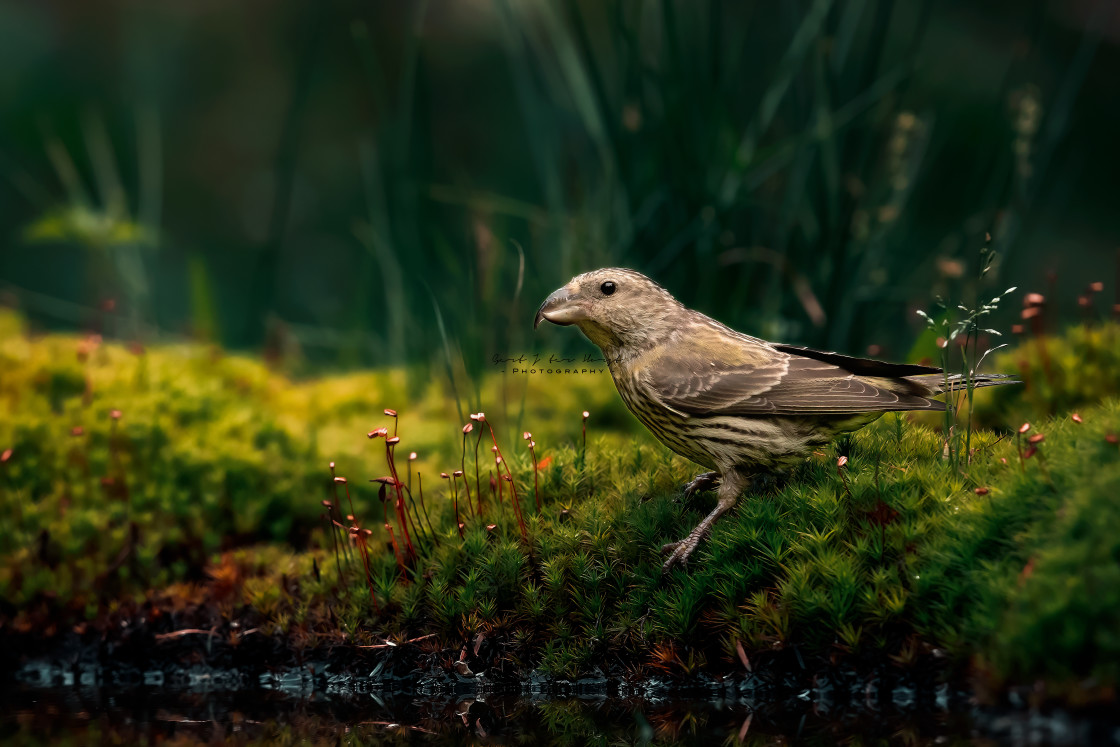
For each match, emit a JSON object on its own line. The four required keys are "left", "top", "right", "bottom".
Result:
{"left": 2, "top": 687, "right": 1006, "bottom": 746}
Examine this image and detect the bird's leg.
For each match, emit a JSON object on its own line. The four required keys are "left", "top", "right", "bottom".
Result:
{"left": 681, "top": 470, "right": 721, "bottom": 499}
{"left": 661, "top": 470, "right": 745, "bottom": 572}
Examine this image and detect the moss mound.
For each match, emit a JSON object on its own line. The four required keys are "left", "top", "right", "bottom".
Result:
{"left": 973, "top": 322, "right": 1120, "bottom": 426}
{"left": 2, "top": 310, "right": 1118, "bottom": 699}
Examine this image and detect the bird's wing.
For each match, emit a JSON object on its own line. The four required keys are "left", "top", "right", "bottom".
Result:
{"left": 642, "top": 332, "right": 943, "bottom": 416}
{"left": 771, "top": 344, "right": 942, "bottom": 377}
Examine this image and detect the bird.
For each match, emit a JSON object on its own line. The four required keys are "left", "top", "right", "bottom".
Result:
{"left": 534, "top": 267, "right": 1017, "bottom": 572}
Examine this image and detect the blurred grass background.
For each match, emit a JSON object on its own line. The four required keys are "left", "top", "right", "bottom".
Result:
{"left": 0, "top": 0, "right": 1117, "bottom": 393}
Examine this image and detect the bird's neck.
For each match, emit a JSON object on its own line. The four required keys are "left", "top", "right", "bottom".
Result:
{"left": 590, "top": 327, "right": 665, "bottom": 368}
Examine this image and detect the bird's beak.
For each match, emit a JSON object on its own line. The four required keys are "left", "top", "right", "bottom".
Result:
{"left": 534, "top": 286, "right": 585, "bottom": 329}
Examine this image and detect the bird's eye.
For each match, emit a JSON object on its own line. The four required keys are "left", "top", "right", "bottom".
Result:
{"left": 600, "top": 281, "right": 616, "bottom": 296}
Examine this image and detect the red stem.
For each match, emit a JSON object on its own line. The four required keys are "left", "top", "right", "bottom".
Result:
{"left": 385, "top": 442, "right": 415, "bottom": 564}
{"left": 450, "top": 476, "right": 464, "bottom": 539}
{"left": 530, "top": 446, "right": 541, "bottom": 513}
{"left": 473, "top": 428, "right": 484, "bottom": 515}
{"left": 486, "top": 423, "right": 527, "bottom": 542}
{"left": 461, "top": 433, "right": 474, "bottom": 518}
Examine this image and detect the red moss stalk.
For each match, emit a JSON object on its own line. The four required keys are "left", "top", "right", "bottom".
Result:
{"left": 329, "top": 463, "right": 353, "bottom": 562}
{"left": 383, "top": 522, "right": 406, "bottom": 576}
{"left": 1021, "top": 293, "right": 1052, "bottom": 387}
{"left": 370, "top": 426, "right": 415, "bottom": 565}
{"left": 460, "top": 424, "right": 475, "bottom": 518}
{"left": 1016, "top": 422, "right": 1031, "bottom": 472}
{"left": 503, "top": 473, "right": 527, "bottom": 543}
{"left": 484, "top": 420, "right": 527, "bottom": 543}
{"left": 471, "top": 413, "right": 485, "bottom": 514}
{"left": 443, "top": 472, "right": 464, "bottom": 539}
{"left": 410, "top": 458, "right": 438, "bottom": 545}
{"left": 524, "top": 432, "right": 541, "bottom": 513}
{"left": 321, "top": 498, "right": 345, "bottom": 583}
{"left": 492, "top": 445, "right": 503, "bottom": 504}
{"left": 385, "top": 435, "right": 416, "bottom": 563}
{"left": 373, "top": 480, "right": 408, "bottom": 577}
{"left": 350, "top": 526, "right": 381, "bottom": 613}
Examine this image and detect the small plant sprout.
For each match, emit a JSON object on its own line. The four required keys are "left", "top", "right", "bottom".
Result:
{"left": 524, "top": 432, "right": 541, "bottom": 512}
{"left": 384, "top": 408, "right": 398, "bottom": 436}
{"left": 916, "top": 238, "right": 1016, "bottom": 469}
{"left": 461, "top": 424, "right": 475, "bottom": 517}
{"left": 1071, "top": 413, "right": 1083, "bottom": 424}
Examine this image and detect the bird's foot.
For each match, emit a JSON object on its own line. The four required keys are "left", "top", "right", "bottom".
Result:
{"left": 661, "top": 474, "right": 745, "bottom": 574}
{"left": 681, "top": 470, "right": 721, "bottom": 500}
{"left": 660, "top": 531, "right": 706, "bottom": 573}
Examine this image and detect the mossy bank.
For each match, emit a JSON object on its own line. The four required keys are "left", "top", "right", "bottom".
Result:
{"left": 2, "top": 311, "right": 1118, "bottom": 706}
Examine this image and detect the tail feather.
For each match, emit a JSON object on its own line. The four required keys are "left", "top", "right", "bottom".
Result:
{"left": 906, "top": 373, "right": 1020, "bottom": 395}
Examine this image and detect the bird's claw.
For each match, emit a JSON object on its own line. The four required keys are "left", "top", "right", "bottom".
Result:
{"left": 660, "top": 539, "right": 695, "bottom": 573}
{"left": 681, "top": 471, "right": 721, "bottom": 500}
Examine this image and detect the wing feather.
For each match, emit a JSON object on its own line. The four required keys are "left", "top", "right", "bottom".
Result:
{"left": 643, "top": 333, "right": 944, "bottom": 416}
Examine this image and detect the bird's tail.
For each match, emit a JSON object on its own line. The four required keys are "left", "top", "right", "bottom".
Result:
{"left": 906, "top": 373, "right": 1020, "bottom": 395}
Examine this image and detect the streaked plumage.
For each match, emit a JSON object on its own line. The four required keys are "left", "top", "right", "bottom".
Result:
{"left": 534, "top": 268, "right": 1017, "bottom": 571}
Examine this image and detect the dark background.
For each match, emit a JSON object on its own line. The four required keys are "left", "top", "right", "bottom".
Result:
{"left": 0, "top": 0, "right": 1116, "bottom": 377}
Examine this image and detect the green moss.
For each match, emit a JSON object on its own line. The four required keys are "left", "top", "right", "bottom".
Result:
{"left": 2, "top": 309, "right": 1119, "bottom": 695}
{"left": 973, "top": 322, "right": 1120, "bottom": 427}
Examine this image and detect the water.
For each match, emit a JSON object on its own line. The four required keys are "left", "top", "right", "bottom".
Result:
{"left": 2, "top": 661, "right": 1107, "bottom": 746}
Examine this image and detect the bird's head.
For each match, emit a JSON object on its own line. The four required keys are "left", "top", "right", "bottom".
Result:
{"left": 534, "top": 268, "right": 683, "bottom": 351}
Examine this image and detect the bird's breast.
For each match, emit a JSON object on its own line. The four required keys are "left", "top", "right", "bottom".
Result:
{"left": 608, "top": 365, "right": 718, "bottom": 468}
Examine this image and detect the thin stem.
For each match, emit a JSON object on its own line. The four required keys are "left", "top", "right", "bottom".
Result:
{"left": 460, "top": 431, "right": 474, "bottom": 518}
